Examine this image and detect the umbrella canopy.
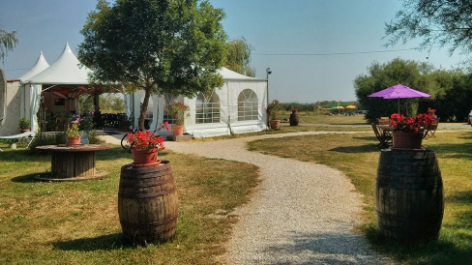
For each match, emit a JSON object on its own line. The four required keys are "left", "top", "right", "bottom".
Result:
{"left": 337, "top": 106, "right": 344, "bottom": 109}
{"left": 346, "top": 105, "right": 357, "bottom": 109}
{"left": 368, "top": 84, "right": 431, "bottom": 113}
{"left": 330, "top": 106, "right": 337, "bottom": 109}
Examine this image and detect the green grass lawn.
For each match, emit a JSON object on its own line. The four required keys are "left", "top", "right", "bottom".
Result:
{"left": 0, "top": 145, "right": 259, "bottom": 265}
{"left": 248, "top": 131, "right": 472, "bottom": 264}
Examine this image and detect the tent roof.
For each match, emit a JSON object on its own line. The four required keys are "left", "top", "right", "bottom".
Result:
{"left": 218, "top": 67, "right": 265, "bottom": 81}
{"left": 26, "top": 43, "right": 92, "bottom": 85}
{"left": 19, "top": 51, "right": 49, "bottom": 81}
{"left": 24, "top": 43, "right": 262, "bottom": 85}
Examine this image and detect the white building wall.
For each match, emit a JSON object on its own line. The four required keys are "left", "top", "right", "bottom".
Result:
{"left": 0, "top": 80, "right": 21, "bottom": 136}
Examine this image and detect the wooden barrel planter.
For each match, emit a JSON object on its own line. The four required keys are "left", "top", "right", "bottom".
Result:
{"left": 118, "top": 161, "right": 178, "bottom": 245}
{"left": 289, "top": 113, "right": 299, "bottom": 126}
{"left": 376, "top": 149, "right": 444, "bottom": 243}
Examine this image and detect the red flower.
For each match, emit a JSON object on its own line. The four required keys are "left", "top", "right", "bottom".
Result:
{"left": 389, "top": 112, "right": 434, "bottom": 133}
{"left": 127, "top": 130, "right": 165, "bottom": 150}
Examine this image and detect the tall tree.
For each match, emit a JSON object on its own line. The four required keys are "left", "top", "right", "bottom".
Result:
{"left": 385, "top": 0, "right": 472, "bottom": 55}
{"left": 0, "top": 29, "right": 18, "bottom": 62}
{"left": 78, "top": 0, "right": 227, "bottom": 130}
{"left": 225, "top": 37, "right": 255, "bottom": 77}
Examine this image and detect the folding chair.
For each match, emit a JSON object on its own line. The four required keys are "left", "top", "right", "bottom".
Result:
{"left": 426, "top": 118, "right": 440, "bottom": 138}
{"left": 0, "top": 131, "right": 35, "bottom": 151}
{"left": 371, "top": 123, "right": 392, "bottom": 148}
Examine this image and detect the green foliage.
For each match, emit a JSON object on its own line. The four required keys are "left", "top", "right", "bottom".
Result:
{"left": 0, "top": 29, "right": 18, "bottom": 62}
{"left": 78, "top": 0, "right": 228, "bottom": 131}
{"left": 87, "top": 130, "right": 103, "bottom": 144}
{"left": 267, "top": 100, "right": 281, "bottom": 120}
{"left": 99, "top": 93, "right": 125, "bottom": 114}
{"left": 354, "top": 58, "right": 436, "bottom": 122}
{"left": 385, "top": 0, "right": 472, "bottom": 56}
{"left": 29, "top": 132, "right": 66, "bottom": 153}
{"left": 225, "top": 37, "right": 255, "bottom": 77}
{"left": 79, "top": 94, "right": 94, "bottom": 114}
{"left": 18, "top": 118, "right": 30, "bottom": 130}
{"left": 166, "top": 102, "right": 190, "bottom": 125}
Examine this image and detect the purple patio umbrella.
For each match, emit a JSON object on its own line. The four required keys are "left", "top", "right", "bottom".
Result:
{"left": 368, "top": 84, "right": 431, "bottom": 113}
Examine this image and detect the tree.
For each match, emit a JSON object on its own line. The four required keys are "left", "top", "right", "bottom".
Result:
{"left": 0, "top": 29, "right": 18, "bottom": 62}
{"left": 225, "top": 37, "right": 255, "bottom": 77}
{"left": 385, "top": 0, "right": 472, "bottom": 55}
{"left": 354, "top": 58, "right": 435, "bottom": 122}
{"left": 78, "top": 0, "right": 227, "bottom": 130}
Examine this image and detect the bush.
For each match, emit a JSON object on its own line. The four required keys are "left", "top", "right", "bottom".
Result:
{"left": 29, "top": 132, "right": 66, "bottom": 153}
{"left": 87, "top": 130, "right": 104, "bottom": 144}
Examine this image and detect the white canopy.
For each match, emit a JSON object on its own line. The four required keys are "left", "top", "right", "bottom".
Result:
{"left": 26, "top": 43, "right": 91, "bottom": 85}
{"left": 19, "top": 51, "right": 49, "bottom": 81}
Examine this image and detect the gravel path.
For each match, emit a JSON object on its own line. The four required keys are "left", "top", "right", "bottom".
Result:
{"left": 100, "top": 131, "right": 394, "bottom": 264}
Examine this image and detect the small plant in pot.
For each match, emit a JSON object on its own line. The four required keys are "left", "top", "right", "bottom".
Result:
{"left": 267, "top": 99, "right": 281, "bottom": 129}
{"left": 166, "top": 102, "right": 190, "bottom": 136}
{"left": 66, "top": 114, "right": 83, "bottom": 146}
{"left": 19, "top": 117, "right": 31, "bottom": 133}
{"left": 126, "top": 129, "right": 167, "bottom": 166}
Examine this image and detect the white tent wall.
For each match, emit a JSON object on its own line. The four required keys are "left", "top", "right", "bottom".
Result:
{"left": 0, "top": 80, "right": 21, "bottom": 136}
{"left": 126, "top": 78, "right": 268, "bottom": 138}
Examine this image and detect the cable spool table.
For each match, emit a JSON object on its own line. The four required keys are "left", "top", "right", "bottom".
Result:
{"left": 35, "top": 144, "right": 111, "bottom": 181}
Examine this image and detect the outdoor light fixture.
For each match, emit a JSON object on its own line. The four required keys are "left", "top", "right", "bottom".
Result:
{"left": 266, "top": 67, "right": 272, "bottom": 129}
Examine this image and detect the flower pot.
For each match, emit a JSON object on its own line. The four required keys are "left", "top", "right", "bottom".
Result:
{"left": 131, "top": 148, "right": 160, "bottom": 167}
{"left": 67, "top": 136, "right": 81, "bottom": 146}
{"left": 270, "top": 120, "right": 280, "bottom": 129}
{"left": 172, "top": 125, "right": 184, "bottom": 136}
{"left": 392, "top": 131, "right": 423, "bottom": 149}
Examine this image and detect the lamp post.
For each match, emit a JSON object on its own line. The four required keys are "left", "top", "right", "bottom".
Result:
{"left": 266, "top": 67, "right": 272, "bottom": 128}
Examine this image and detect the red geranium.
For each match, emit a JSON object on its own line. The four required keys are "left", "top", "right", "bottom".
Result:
{"left": 390, "top": 113, "right": 434, "bottom": 133}
{"left": 127, "top": 130, "right": 165, "bottom": 150}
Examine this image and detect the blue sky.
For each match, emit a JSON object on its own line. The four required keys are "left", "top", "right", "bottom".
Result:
{"left": 0, "top": 0, "right": 466, "bottom": 102}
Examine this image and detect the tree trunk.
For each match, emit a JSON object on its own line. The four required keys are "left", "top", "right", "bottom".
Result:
{"left": 139, "top": 88, "right": 151, "bottom": 131}
{"left": 93, "top": 91, "right": 102, "bottom": 129}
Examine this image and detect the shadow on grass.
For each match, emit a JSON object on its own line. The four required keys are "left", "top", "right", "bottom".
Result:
{"left": 328, "top": 144, "right": 378, "bottom": 153}
{"left": 362, "top": 223, "right": 472, "bottom": 265}
{"left": 426, "top": 142, "right": 472, "bottom": 159}
{"left": 53, "top": 233, "right": 172, "bottom": 251}
{"left": 53, "top": 233, "right": 135, "bottom": 251}
{"left": 10, "top": 173, "right": 41, "bottom": 183}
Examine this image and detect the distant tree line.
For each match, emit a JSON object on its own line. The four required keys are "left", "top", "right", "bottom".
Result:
{"left": 279, "top": 101, "right": 359, "bottom": 112}
{"left": 355, "top": 58, "right": 472, "bottom": 123}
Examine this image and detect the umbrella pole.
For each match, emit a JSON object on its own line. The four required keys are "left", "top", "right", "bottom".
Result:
{"left": 397, "top": 99, "right": 400, "bottom": 113}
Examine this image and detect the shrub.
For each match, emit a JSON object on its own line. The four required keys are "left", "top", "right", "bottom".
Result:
{"left": 29, "top": 132, "right": 66, "bottom": 154}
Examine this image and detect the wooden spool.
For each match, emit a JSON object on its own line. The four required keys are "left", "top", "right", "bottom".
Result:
{"left": 118, "top": 161, "right": 178, "bottom": 245}
{"left": 376, "top": 149, "right": 444, "bottom": 243}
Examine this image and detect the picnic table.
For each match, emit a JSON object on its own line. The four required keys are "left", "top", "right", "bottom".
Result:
{"left": 35, "top": 144, "right": 111, "bottom": 181}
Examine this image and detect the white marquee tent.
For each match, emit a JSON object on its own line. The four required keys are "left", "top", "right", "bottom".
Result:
{"left": 4, "top": 42, "right": 268, "bottom": 138}
{"left": 126, "top": 68, "right": 268, "bottom": 138}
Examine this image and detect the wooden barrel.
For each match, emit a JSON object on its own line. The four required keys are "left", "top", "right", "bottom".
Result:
{"left": 376, "top": 149, "right": 444, "bottom": 243}
{"left": 289, "top": 113, "right": 299, "bottom": 126}
{"left": 118, "top": 161, "right": 178, "bottom": 245}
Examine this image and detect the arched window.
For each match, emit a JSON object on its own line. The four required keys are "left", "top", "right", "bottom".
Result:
{"left": 195, "top": 92, "right": 220, "bottom": 124}
{"left": 238, "top": 89, "right": 258, "bottom": 121}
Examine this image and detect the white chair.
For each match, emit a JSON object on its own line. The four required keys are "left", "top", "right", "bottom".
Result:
{"left": 0, "top": 131, "right": 35, "bottom": 151}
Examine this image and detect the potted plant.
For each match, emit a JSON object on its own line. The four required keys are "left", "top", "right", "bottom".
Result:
{"left": 267, "top": 99, "right": 281, "bottom": 129}
{"left": 66, "top": 114, "right": 83, "bottom": 146}
{"left": 126, "top": 130, "right": 166, "bottom": 166}
{"left": 166, "top": 102, "right": 190, "bottom": 136}
{"left": 389, "top": 113, "right": 434, "bottom": 149}
{"left": 19, "top": 118, "right": 31, "bottom": 133}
